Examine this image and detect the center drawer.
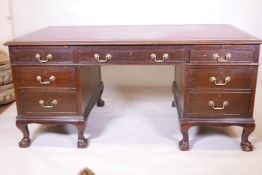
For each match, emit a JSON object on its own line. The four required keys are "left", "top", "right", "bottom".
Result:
{"left": 187, "top": 92, "right": 251, "bottom": 118}
{"left": 78, "top": 46, "right": 189, "bottom": 64}
{"left": 13, "top": 66, "right": 76, "bottom": 88}
{"left": 188, "top": 66, "right": 257, "bottom": 90}
{"left": 18, "top": 89, "right": 78, "bottom": 116}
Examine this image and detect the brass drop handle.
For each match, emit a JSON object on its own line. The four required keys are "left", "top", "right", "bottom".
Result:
{"left": 39, "top": 99, "right": 58, "bottom": 108}
{"left": 151, "top": 53, "right": 169, "bottom": 63}
{"left": 94, "top": 53, "right": 112, "bottom": 63}
{"left": 213, "top": 53, "right": 231, "bottom": 63}
{"left": 208, "top": 101, "right": 229, "bottom": 110}
{"left": 210, "top": 76, "right": 231, "bottom": 86}
{"left": 35, "top": 53, "right": 53, "bottom": 63}
{"left": 36, "top": 75, "right": 56, "bottom": 85}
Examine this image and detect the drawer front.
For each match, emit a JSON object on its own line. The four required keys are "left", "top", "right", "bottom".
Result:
{"left": 187, "top": 92, "right": 251, "bottom": 117}
{"left": 9, "top": 46, "right": 73, "bottom": 64}
{"left": 78, "top": 46, "right": 188, "bottom": 64}
{"left": 190, "top": 45, "right": 258, "bottom": 63}
{"left": 18, "top": 89, "right": 78, "bottom": 116}
{"left": 188, "top": 66, "right": 257, "bottom": 89}
{"left": 13, "top": 66, "right": 76, "bottom": 88}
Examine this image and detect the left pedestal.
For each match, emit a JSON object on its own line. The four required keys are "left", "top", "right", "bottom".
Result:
{"left": 9, "top": 46, "right": 104, "bottom": 148}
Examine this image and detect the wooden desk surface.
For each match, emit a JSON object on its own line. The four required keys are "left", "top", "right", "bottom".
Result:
{"left": 5, "top": 24, "right": 262, "bottom": 46}
{"left": 6, "top": 24, "right": 261, "bottom": 150}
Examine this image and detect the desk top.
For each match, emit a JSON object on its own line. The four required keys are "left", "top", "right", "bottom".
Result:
{"left": 5, "top": 24, "right": 262, "bottom": 46}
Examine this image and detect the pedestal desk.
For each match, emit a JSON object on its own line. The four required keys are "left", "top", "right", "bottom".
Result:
{"left": 5, "top": 25, "right": 262, "bottom": 151}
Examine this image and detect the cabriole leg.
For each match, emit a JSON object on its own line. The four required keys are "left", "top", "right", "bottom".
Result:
{"left": 179, "top": 124, "right": 191, "bottom": 151}
{"left": 74, "top": 123, "right": 88, "bottom": 148}
{"left": 240, "top": 125, "right": 255, "bottom": 152}
{"left": 16, "top": 121, "right": 31, "bottom": 148}
{"left": 97, "top": 81, "right": 105, "bottom": 107}
{"left": 171, "top": 81, "right": 176, "bottom": 107}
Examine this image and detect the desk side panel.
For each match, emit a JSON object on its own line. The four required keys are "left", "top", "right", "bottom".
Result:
{"left": 78, "top": 66, "right": 102, "bottom": 118}
{"left": 174, "top": 65, "right": 186, "bottom": 118}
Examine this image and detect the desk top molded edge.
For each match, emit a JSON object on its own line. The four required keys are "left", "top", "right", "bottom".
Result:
{"left": 5, "top": 24, "right": 262, "bottom": 46}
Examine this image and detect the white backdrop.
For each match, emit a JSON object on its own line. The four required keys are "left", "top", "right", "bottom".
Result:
{"left": 0, "top": 0, "right": 13, "bottom": 51}
{"left": 9, "top": 0, "right": 262, "bottom": 38}
{"left": 1, "top": 1, "right": 262, "bottom": 174}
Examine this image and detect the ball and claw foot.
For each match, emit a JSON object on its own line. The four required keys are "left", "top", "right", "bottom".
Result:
{"left": 241, "top": 141, "right": 253, "bottom": 152}
{"left": 77, "top": 138, "right": 88, "bottom": 148}
{"left": 97, "top": 99, "right": 105, "bottom": 107}
{"left": 19, "top": 138, "right": 31, "bottom": 148}
{"left": 172, "top": 100, "right": 176, "bottom": 107}
{"left": 179, "top": 140, "right": 189, "bottom": 151}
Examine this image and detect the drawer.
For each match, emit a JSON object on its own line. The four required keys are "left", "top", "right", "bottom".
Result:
{"left": 78, "top": 46, "right": 188, "bottom": 64}
{"left": 187, "top": 92, "right": 251, "bottom": 117}
{"left": 9, "top": 46, "right": 73, "bottom": 64}
{"left": 18, "top": 89, "right": 78, "bottom": 116}
{"left": 190, "top": 45, "right": 259, "bottom": 63}
{"left": 188, "top": 66, "right": 257, "bottom": 89}
{"left": 13, "top": 66, "right": 76, "bottom": 88}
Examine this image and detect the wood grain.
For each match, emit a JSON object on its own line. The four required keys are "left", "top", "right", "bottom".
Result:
{"left": 5, "top": 25, "right": 262, "bottom": 45}
{"left": 6, "top": 25, "right": 261, "bottom": 150}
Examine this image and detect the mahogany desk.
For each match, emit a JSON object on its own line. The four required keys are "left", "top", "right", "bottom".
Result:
{"left": 5, "top": 25, "right": 262, "bottom": 151}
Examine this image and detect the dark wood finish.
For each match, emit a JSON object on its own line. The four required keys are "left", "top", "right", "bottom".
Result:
{"left": 12, "top": 65, "right": 104, "bottom": 148}
{"left": 188, "top": 66, "right": 257, "bottom": 90}
{"left": 190, "top": 45, "right": 259, "bottom": 63}
{"left": 4, "top": 25, "right": 262, "bottom": 45}
{"left": 188, "top": 92, "right": 251, "bottom": 117}
{"left": 16, "top": 120, "right": 31, "bottom": 148}
{"left": 18, "top": 89, "right": 78, "bottom": 115}
{"left": 78, "top": 46, "right": 189, "bottom": 64}
{"left": 5, "top": 25, "right": 261, "bottom": 151}
{"left": 9, "top": 46, "right": 74, "bottom": 64}
{"left": 13, "top": 66, "right": 76, "bottom": 88}
{"left": 241, "top": 125, "right": 255, "bottom": 151}
{"left": 174, "top": 62, "right": 258, "bottom": 151}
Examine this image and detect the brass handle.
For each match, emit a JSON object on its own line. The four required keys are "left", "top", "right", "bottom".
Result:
{"left": 36, "top": 75, "right": 56, "bottom": 85}
{"left": 94, "top": 53, "right": 111, "bottom": 63}
{"left": 35, "top": 53, "right": 53, "bottom": 63}
{"left": 151, "top": 53, "right": 169, "bottom": 63}
{"left": 213, "top": 53, "right": 231, "bottom": 63}
{"left": 210, "top": 76, "right": 231, "bottom": 86}
{"left": 208, "top": 101, "right": 229, "bottom": 110}
{"left": 39, "top": 99, "right": 58, "bottom": 108}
